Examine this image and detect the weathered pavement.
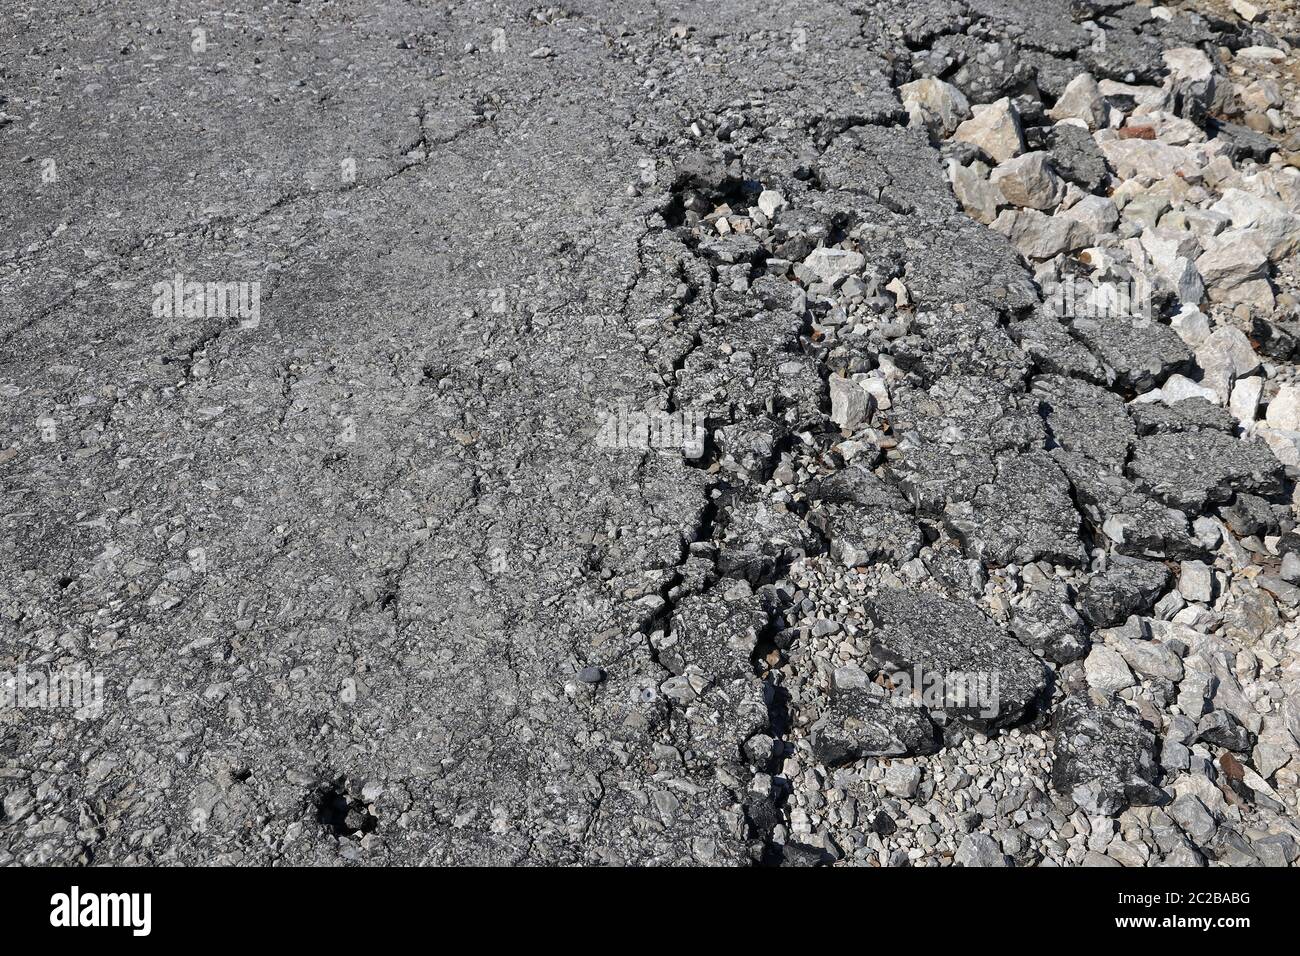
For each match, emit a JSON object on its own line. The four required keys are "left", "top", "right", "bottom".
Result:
{"left": 2, "top": 1, "right": 1300, "bottom": 866}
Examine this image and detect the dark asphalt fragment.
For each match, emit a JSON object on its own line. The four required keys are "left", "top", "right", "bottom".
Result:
{"left": 1053, "top": 449, "right": 1206, "bottom": 560}
{"left": 1069, "top": 315, "right": 1193, "bottom": 393}
{"left": 1043, "top": 122, "right": 1111, "bottom": 193}
{"left": 1127, "top": 430, "right": 1285, "bottom": 513}
{"left": 1128, "top": 398, "right": 1241, "bottom": 436}
{"left": 866, "top": 587, "right": 1053, "bottom": 733}
{"left": 810, "top": 687, "right": 941, "bottom": 766}
{"left": 944, "top": 451, "right": 1087, "bottom": 568}
{"left": 1075, "top": 556, "right": 1171, "bottom": 628}
{"left": 1051, "top": 694, "right": 1162, "bottom": 816}
{"left": 1010, "top": 583, "right": 1092, "bottom": 664}
{"left": 1033, "top": 373, "right": 1135, "bottom": 470}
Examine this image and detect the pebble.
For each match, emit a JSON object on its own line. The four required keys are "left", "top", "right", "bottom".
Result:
{"left": 955, "top": 97, "right": 1025, "bottom": 163}
{"left": 1178, "top": 560, "right": 1216, "bottom": 603}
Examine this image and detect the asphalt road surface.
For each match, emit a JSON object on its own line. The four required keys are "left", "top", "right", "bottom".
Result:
{"left": 3, "top": 0, "right": 1300, "bottom": 867}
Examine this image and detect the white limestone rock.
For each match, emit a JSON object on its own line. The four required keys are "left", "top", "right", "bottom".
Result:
{"left": 947, "top": 160, "right": 1003, "bottom": 224}
{"left": 804, "top": 247, "right": 865, "bottom": 285}
{"left": 1229, "top": 376, "right": 1263, "bottom": 427}
{"left": 1139, "top": 232, "right": 1205, "bottom": 304}
{"left": 954, "top": 97, "right": 1025, "bottom": 163}
{"left": 1085, "top": 645, "right": 1136, "bottom": 694}
{"left": 1099, "top": 138, "right": 1201, "bottom": 182}
{"left": 1048, "top": 73, "right": 1107, "bottom": 130}
{"left": 1162, "top": 47, "right": 1215, "bottom": 85}
{"left": 1210, "top": 188, "right": 1300, "bottom": 262}
{"left": 1257, "top": 426, "right": 1300, "bottom": 467}
{"left": 1060, "top": 195, "right": 1119, "bottom": 242}
{"left": 990, "top": 152, "right": 1066, "bottom": 210}
{"left": 1171, "top": 306, "right": 1211, "bottom": 348}
{"left": 900, "top": 77, "right": 971, "bottom": 138}
{"left": 1160, "top": 374, "right": 1220, "bottom": 404}
{"left": 1196, "top": 231, "right": 1269, "bottom": 297}
{"left": 992, "top": 209, "right": 1091, "bottom": 260}
{"left": 1265, "top": 384, "right": 1300, "bottom": 432}
{"left": 1195, "top": 326, "right": 1260, "bottom": 402}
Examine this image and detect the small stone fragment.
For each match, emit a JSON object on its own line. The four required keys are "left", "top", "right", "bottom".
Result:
{"left": 1048, "top": 73, "right": 1107, "bottom": 130}
{"left": 954, "top": 97, "right": 1025, "bottom": 163}
{"left": 991, "top": 152, "right": 1065, "bottom": 210}
{"left": 1051, "top": 695, "right": 1161, "bottom": 816}
{"left": 828, "top": 376, "right": 872, "bottom": 430}
{"left": 810, "top": 688, "right": 940, "bottom": 766}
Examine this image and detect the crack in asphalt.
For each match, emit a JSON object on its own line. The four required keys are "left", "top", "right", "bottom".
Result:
{"left": 4, "top": 0, "right": 1299, "bottom": 868}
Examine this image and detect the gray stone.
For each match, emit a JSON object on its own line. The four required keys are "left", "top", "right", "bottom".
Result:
{"left": 947, "top": 160, "right": 1004, "bottom": 224}
{"left": 991, "top": 152, "right": 1065, "bottom": 210}
{"left": 1108, "top": 629, "right": 1184, "bottom": 683}
{"left": 810, "top": 688, "right": 939, "bottom": 766}
{"left": 955, "top": 97, "right": 1025, "bottom": 163}
{"left": 1178, "top": 560, "right": 1215, "bottom": 604}
{"left": 955, "top": 832, "right": 1009, "bottom": 867}
{"left": 804, "top": 247, "right": 866, "bottom": 285}
{"left": 1052, "top": 695, "right": 1161, "bottom": 816}
{"left": 1167, "top": 714, "right": 1198, "bottom": 746}
{"left": 1048, "top": 74, "right": 1107, "bottom": 130}
{"left": 1082, "top": 849, "right": 1123, "bottom": 867}
{"left": 1170, "top": 793, "right": 1218, "bottom": 844}
{"left": 1222, "top": 589, "right": 1280, "bottom": 645}
{"left": 1172, "top": 307, "right": 1212, "bottom": 347}
{"left": 883, "top": 763, "right": 924, "bottom": 799}
{"left": 1229, "top": 375, "right": 1263, "bottom": 426}
{"left": 1253, "top": 833, "right": 1299, "bottom": 867}
{"left": 1160, "top": 738, "right": 1190, "bottom": 772}
{"left": 1209, "top": 828, "right": 1259, "bottom": 867}
{"left": 828, "top": 376, "right": 872, "bottom": 430}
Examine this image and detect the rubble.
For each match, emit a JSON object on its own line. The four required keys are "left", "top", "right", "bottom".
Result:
{"left": 6, "top": 0, "right": 1300, "bottom": 873}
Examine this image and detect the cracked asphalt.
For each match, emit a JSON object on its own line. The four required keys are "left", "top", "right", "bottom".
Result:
{"left": 3, "top": 0, "right": 1300, "bottom": 867}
